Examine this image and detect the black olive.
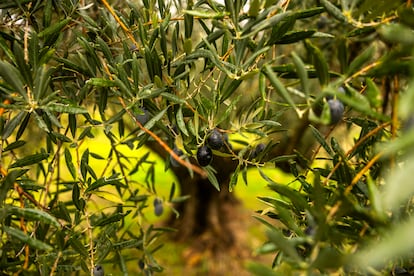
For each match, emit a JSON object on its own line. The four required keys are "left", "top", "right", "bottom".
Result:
{"left": 251, "top": 143, "right": 266, "bottom": 159}
{"left": 328, "top": 99, "right": 344, "bottom": 124}
{"left": 138, "top": 259, "right": 145, "bottom": 270}
{"left": 170, "top": 147, "right": 184, "bottom": 167}
{"left": 136, "top": 107, "right": 150, "bottom": 125}
{"left": 197, "top": 145, "right": 213, "bottom": 167}
{"left": 207, "top": 129, "right": 224, "bottom": 150}
{"left": 93, "top": 265, "right": 104, "bottom": 276}
{"left": 153, "top": 198, "right": 164, "bottom": 216}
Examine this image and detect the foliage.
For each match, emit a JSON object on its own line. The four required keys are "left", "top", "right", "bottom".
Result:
{"left": 0, "top": 0, "right": 413, "bottom": 275}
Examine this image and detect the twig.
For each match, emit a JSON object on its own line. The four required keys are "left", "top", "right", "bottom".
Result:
{"left": 118, "top": 97, "right": 208, "bottom": 178}
{"left": 100, "top": 0, "right": 139, "bottom": 50}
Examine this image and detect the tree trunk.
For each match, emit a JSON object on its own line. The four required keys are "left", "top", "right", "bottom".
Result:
{"left": 148, "top": 141, "right": 240, "bottom": 245}
{"left": 148, "top": 142, "right": 256, "bottom": 272}
{"left": 166, "top": 155, "right": 239, "bottom": 248}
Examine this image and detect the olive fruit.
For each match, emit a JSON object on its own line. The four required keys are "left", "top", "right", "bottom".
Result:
{"left": 327, "top": 99, "right": 344, "bottom": 124}
{"left": 207, "top": 129, "right": 224, "bottom": 150}
{"left": 170, "top": 147, "right": 184, "bottom": 167}
{"left": 93, "top": 265, "right": 104, "bottom": 276}
{"left": 138, "top": 259, "right": 145, "bottom": 270}
{"left": 136, "top": 107, "right": 150, "bottom": 125}
{"left": 196, "top": 145, "right": 213, "bottom": 167}
{"left": 304, "top": 226, "right": 315, "bottom": 236}
{"left": 153, "top": 198, "right": 163, "bottom": 216}
{"left": 251, "top": 143, "right": 265, "bottom": 159}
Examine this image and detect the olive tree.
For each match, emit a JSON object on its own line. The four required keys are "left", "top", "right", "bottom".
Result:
{"left": 0, "top": 0, "right": 413, "bottom": 275}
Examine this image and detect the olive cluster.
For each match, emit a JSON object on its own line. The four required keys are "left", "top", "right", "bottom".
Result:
{"left": 196, "top": 129, "right": 227, "bottom": 167}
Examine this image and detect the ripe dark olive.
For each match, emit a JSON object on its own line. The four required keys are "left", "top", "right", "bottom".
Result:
{"left": 170, "top": 147, "right": 184, "bottom": 167}
{"left": 304, "top": 226, "right": 315, "bottom": 236}
{"left": 197, "top": 145, "right": 213, "bottom": 167}
{"left": 207, "top": 129, "right": 224, "bottom": 150}
{"left": 93, "top": 265, "right": 104, "bottom": 276}
{"left": 138, "top": 259, "right": 145, "bottom": 270}
{"left": 153, "top": 198, "right": 164, "bottom": 216}
{"left": 251, "top": 143, "right": 265, "bottom": 159}
{"left": 136, "top": 107, "right": 150, "bottom": 125}
{"left": 328, "top": 99, "right": 344, "bottom": 124}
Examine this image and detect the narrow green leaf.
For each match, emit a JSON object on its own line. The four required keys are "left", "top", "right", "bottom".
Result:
{"left": 3, "top": 140, "right": 26, "bottom": 152}
{"left": 15, "top": 112, "right": 31, "bottom": 141}
{"left": 33, "top": 65, "right": 53, "bottom": 101}
{"left": 96, "top": 36, "right": 113, "bottom": 63}
{"left": 169, "top": 182, "right": 176, "bottom": 202}
{"left": 276, "top": 30, "right": 316, "bottom": 44}
{"left": 69, "top": 114, "right": 76, "bottom": 137}
{"left": 184, "top": 9, "right": 228, "bottom": 19}
{"left": 184, "top": 8, "right": 193, "bottom": 39}
{"left": 0, "top": 60, "right": 26, "bottom": 97}
{"left": 0, "top": 169, "right": 24, "bottom": 205}
{"left": 309, "top": 124, "right": 333, "bottom": 156}
{"left": 206, "top": 167, "right": 220, "bottom": 191}
{"left": 306, "top": 41, "right": 329, "bottom": 86}
{"left": 64, "top": 148, "right": 76, "bottom": 180}
{"left": 2, "top": 111, "right": 26, "bottom": 140}
{"left": 253, "top": 215, "right": 279, "bottom": 232}
{"left": 229, "top": 165, "right": 240, "bottom": 192}
{"left": 320, "top": 0, "right": 347, "bottom": 23}
{"left": 0, "top": 35, "right": 16, "bottom": 63}
{"left": 112, "top": 239, "right": 143, "bottom": 250}
{"left": 267, "top": 229, "right": 302, "bottom": 262}
{"left": 291, "top": 52, "right": 309, "bottom": 99}
{"left": 263, "top": 64, "right": 299, "bottom": 115}
{"left": 86, "top": 78, "right": 116, "bottom": 87}
{"left": 294, "top": 7, "right": 325, "bottom": 19}
{"left": 161, "top": 92, "right": 185, "bottom": 104}
{"left": 267, "top": 183, "right": 309, "bottom": 212}
{"left": 45, "top": 103, "right": 88, "bottom": 114}
{"left": 93, "top": 211, "right": 131, "bottom": 227}
{"left": 32, "top": 112, "right": 50, "bottom": 132}
{"left": 13, "top": 42, "right": 33, "bottom": 88}
{"left": 347, "top": 45, "right": 375, "bottom": 76}
{"left": 38, "top": 18, "right": 71, "bottom": 38}
{"left": 267, "top": 16, "right": 296, "bottom": 46}
{"left": 106, "top": 109, "right": 126, "bottom": 125}
{"left": 3, "top": 226, "right": 53, "bottom": 251}
{"left": 85, "top": 176, "right": 122, "bottom": 193}
{"left": 176, "top": 105, "right": 189, "bottom": 136}
{"left": 51, "top": 132, "right": 71, "bottom": 143}
{"left": 365, "top": 78, "right": 382, "bottom": 108}
{"left": 72, "top": 183, "right": 84, "bottom": 211}
{"left": 220, "top": 79, "right": 242, "bottom": 103}
{"left": 241, "top": 11, "right": 291, "bottom": 39}
{"left": 10, "top": 152, "right": 49, "bottom": 168}
{"left": 7, "top": 207, "right": 60, "bottom": 227}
